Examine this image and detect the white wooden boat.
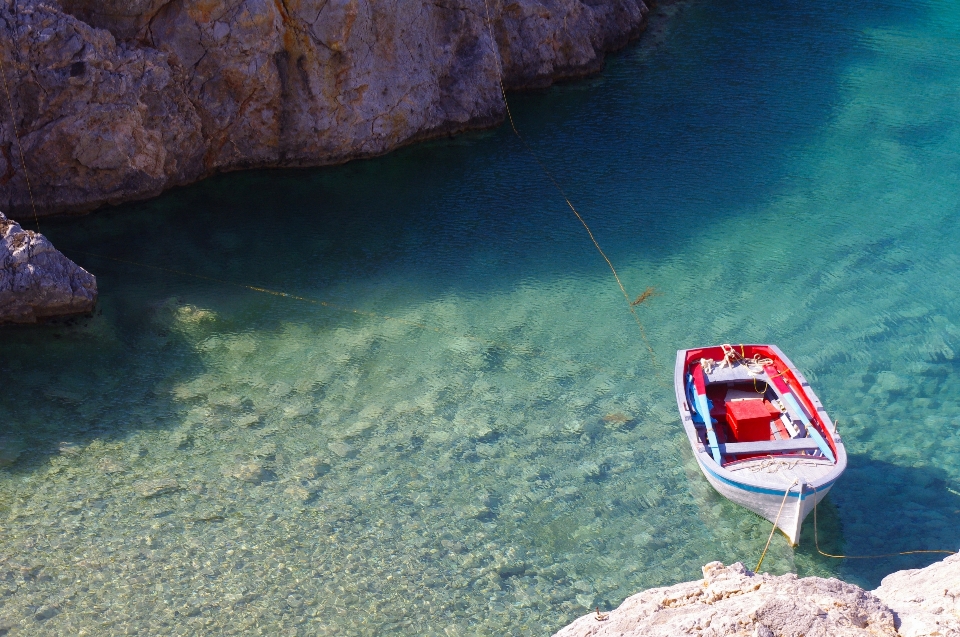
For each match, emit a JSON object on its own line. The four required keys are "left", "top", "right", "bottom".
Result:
{"left": 674, "top": 344, "right": 846, "bottom": 545}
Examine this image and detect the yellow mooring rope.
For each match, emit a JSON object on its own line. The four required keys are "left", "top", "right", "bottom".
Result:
{"left": 0, "top": 29, "right": 40, "bottom": 231}
{"left": 811, "top": 483, "right": 956, "bottom": 560}
{"left": 478, "top": 0, "right": 658, "bottom": 367}
{"left": 755, "top": 479, "right": 797, "bottom": 573}
{"left": 753, "top": 461, "right": 956, "bottom": 570}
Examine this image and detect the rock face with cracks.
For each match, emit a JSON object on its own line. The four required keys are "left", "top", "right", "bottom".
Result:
{"left": 0, "top": 211, "right": 97, "bottom": 322}
{"left": 873, "top": 553, "right": 960, "bottom": 637}
{"left": 0, "top": 0, "right": 648, "bottom": 215}
{"left": 553, "top": 558, "right": 960, "bottom": 637}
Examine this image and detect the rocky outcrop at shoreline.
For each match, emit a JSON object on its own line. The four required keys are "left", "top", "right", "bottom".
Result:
{"left": 0, "top": 211, "right": 97, "bottom": 322}
{"left": 553, "top": 556, "right": 960, "bottom": 637}
{"left": 0, "top": 0, "right": 648, "bottom": 216}
{"left": 873, "top": 554, "right": 960, "bottom": 637}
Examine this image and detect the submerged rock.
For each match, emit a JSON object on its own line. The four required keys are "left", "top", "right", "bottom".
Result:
{"left": 0, "top": 436, "right": 25, "bottom": 467}
{"left": 291, "top": 456, "right": 330, "bottom": 480}
{"left": 97, "top": 457, "right": 124, "bottom": 474}
{"left": 58, "top": 441, "right": 82, "bottom": 456}
{"left": 222, "top": 461, "right": 266, "bottom": 484}
{"left": 327, "top": 442, "right": 356, "bottom": 459}
{"left": 283, "top": 484, "right": 315, "bottom": 503}
{"left": 0, "top": 212, "right": 97, "bottom": 323}
{"left": 133, "top": 478, "right": 181, "bottom": 498}
{"left": 553, "top": 558, "right": 960, "bottom": 637}
{"left": 0, "top": 0, "right": 648, "bottom": 215}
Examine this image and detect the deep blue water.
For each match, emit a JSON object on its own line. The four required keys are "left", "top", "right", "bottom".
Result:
{"left": 3, "top": 0, "right": 960, "bottom": 633}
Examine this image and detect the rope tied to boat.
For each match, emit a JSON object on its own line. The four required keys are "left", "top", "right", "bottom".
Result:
{"left": 717, "top": 344, "right": 773, "bottom": 375}
{"left": 747, "top": 457, "right": 806, "bottom": 474}
{"left": 810, "top": 483, "right": 957, "bottom": 560}
{"left": 477, "top": 0, "right": 662, "bottom": 370}
{"left": 755, "top": 478, "right": 798, "bottom": 573}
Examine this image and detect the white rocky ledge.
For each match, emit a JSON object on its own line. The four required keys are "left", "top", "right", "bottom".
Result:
{"left": 553, "top": 555, "right": 960, "bottom": 637}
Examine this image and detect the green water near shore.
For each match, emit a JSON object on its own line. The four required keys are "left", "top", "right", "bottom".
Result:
{"left": 3, "top": 0, "right": 960, "bottom": 633}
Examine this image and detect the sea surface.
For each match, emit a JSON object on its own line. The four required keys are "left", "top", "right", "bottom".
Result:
{"left": 3, "top": 0, "right": 960, "bottom": 633}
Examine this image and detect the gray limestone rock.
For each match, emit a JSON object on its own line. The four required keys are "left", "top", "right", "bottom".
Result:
{"left": 553, "top": 561, "right": 897, "bottom": 637}
{"left": 0, "top": 211, "right": 97, "bottom": 323}
{"left": 0, "top": 0, "right": 648, "bottom": 215}
{"left": 873, "top": 553, "right": 960, "bottom": 637}
{"left": 0, "top": 2, "right": 204, "bottom": 214}
{"left": 554, "top": 557, "right": 960, "bottom": 637}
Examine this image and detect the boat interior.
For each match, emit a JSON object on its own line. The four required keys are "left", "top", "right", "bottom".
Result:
{"left": 683, "top": 346, "right": 836, "bottom": 467}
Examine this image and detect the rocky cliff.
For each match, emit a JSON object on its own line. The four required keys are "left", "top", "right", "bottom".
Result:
{"left": 0, "top": 0, "right": 648, "bottom": 216}
{"left": 553, "top": 556, "right": 960, "bottom": 637}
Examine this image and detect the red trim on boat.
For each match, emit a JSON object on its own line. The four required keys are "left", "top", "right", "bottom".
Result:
{"left": 692, "top": 364, "right": 707, "bottom": 395}
{"left": 680, "top": 345, "right": 842, "bottom": 461}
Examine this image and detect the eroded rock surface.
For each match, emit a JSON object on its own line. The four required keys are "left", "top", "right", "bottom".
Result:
{"left": 0, "top": 211, "right": 97, "bottom": 322}
{"left": 555, "top": 560, "right": 945, "bottom": 637}
{"left": 874, "top": 553, "right": 960, "bottom": 637}
{"left": 0, "top": 0, "right": 648, "bottom": 215}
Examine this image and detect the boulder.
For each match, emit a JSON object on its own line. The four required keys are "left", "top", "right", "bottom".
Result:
{"left": 0, "top": 211, "right": 96, "bottom": 323}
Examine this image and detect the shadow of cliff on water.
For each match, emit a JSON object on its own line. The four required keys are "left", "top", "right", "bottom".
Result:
{"left": 29, "top": 0, "right": 930, "bottom": 310}
{"left": 0, "top": 302, "right": 217, "bottom": 477}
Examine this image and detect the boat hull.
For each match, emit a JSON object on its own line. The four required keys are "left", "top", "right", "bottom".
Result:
{"left": 675, "top": 344, "right": 846, "bottom": 547}
{"left": 695, "top": 454, "right": 836, "bottom": 545}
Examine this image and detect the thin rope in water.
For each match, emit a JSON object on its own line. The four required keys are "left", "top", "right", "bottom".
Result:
{"left": 811, "top": 483, "right": 956, "bottom": 560}
{"left": 68, "top": 248, "right": 513, "bottom": 336}
{"left": 2, "top": 0, "right": 661, "bottom": 373}
{"left": 755, "top": 479, "right": 797, "bottom": 573}
{"left": 478, "top": 0, "right": 657, "bottom": 365}
{"left": 0, "top": 19, "right": 40, "bottom": 231}
{"left": 69, "top": 248, "right": 619, "bottom": 376}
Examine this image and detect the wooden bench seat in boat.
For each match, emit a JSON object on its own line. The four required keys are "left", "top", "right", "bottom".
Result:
{"left": 717, "top": 439, "right": 821, "bottom": 455}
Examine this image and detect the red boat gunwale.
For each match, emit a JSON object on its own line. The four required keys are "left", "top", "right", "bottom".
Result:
{"left": 681, "top": 344, "right": 839, "bottom": 462}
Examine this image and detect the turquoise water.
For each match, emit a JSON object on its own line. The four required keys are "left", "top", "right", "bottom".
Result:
{"left": 4, "top": 0, "right": 960, "bottom": 633}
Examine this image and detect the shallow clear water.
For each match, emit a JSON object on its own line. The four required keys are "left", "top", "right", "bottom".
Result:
{"left": 3, "top": 0, "right": 960, "bottom": 633}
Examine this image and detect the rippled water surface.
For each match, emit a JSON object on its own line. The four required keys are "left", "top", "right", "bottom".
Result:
{"left": 4, "top": 0, "right": 960, "bottom": 633}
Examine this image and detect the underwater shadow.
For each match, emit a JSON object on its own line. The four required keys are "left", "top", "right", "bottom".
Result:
{"left": 794, "top": 454, "right": 960, "bottom": 589}
{"left": 0, "top": 300, "right": 226, "bottom": 477}
{"left": 1, "top": 0, "right": 934, "bottom": 473}
{"left": 32, "top": 0, "right": 931, "bottom": 310}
